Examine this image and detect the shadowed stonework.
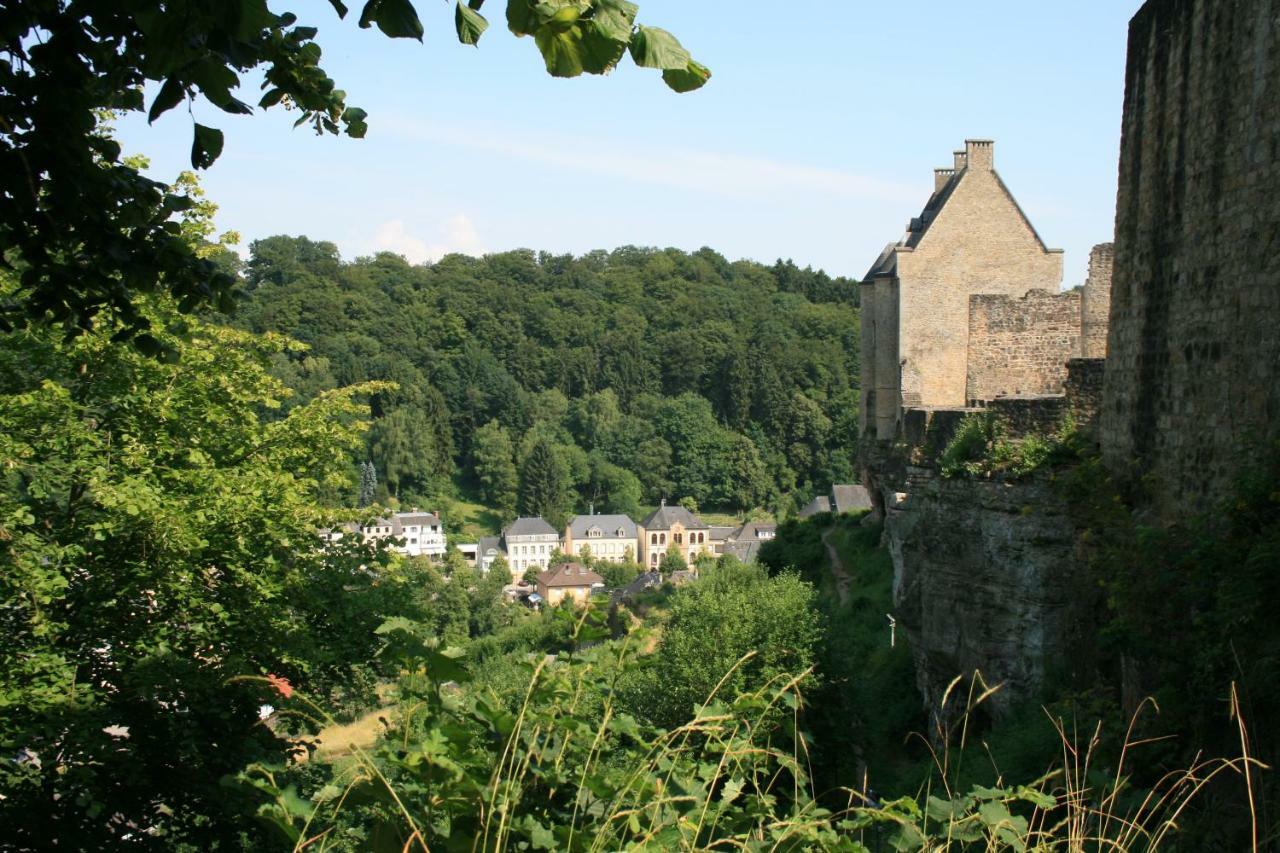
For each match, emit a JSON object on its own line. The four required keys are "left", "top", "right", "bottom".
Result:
{"left": 1101, "top": 0, "right": 1280, "bottom": 521}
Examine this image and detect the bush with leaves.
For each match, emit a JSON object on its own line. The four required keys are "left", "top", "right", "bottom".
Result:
{"left": 0, "top": 294, "right": 428, "bottom": 846}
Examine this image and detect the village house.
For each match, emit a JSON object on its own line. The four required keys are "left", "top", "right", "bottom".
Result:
{"left": 536, "top": 562, "right": 605, "bottom": 606}
{"left": 563, "top": 512, "right": 639, "bottom": 564}
{"left": 638, "top": 500, "right": 716, "bottom": 568}
{"left": 477, "top": 516, "right": 561, "bottom": 574}
{"left": 716, "top": 521, "right": 777, "bottom": 563}
{"left": 343, "top": 509, "right": 447, "bottom": 559}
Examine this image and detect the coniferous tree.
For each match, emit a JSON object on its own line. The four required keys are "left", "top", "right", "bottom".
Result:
{"left": 473, "top": 420, "right": 518, "bottom": 517}
{"left": 357, "top": 460, "right": 378, "bottom": 507}
{"left": 518, "top": 438, "right": 569, "bottom": 527}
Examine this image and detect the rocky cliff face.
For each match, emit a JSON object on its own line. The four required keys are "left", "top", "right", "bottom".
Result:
{"left": 880, "top": 467, "right": 1093, "bottom": 721}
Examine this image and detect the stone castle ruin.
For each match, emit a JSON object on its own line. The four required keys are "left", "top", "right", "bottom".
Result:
{"left": 860, "top": 139, "right": 1112, "bottom": 445}
{"left": 858, "top": 0, "right": 1280, "bottom": 720}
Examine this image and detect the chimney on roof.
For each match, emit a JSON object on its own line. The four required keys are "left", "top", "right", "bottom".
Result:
{"left": 934, "top": 168, "right": 955, "bottom": 192}
{"left": 954, "top": 150, "right": 967, "bottom": 170}
{"left": 965, "top": 139, "right": 994, "bottom": 171}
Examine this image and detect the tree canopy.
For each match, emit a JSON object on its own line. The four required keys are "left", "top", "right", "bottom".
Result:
{"left": 230, "top": 241, "right": 862, "bottom": 515}
{"left": 0, "top": 0, "right": 708, "bottom": 339}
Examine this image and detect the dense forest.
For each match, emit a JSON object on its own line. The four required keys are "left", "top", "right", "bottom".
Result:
{"left": 226, "top": 238, "right": 862, "bottom": 523}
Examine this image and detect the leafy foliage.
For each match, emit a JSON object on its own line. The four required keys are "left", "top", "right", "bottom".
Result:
{"left": 231, "top": 242, "right": 862, "bottom": 514}
{"left": 622, "top": 558, "right": 823, "bottom": 730}
{"left": 0, "top": 295, "right": 423, "bottom": 846}
{"left": 0, "top": 0, "right": 706, "bottom": 338}
{"left": 1063, "top": 447, "right": 1280, "bottom": 845}
{"left": 939, "top": 412, "right": 1083, "bottom": 479}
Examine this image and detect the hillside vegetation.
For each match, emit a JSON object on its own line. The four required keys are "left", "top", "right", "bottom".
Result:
{"left": 228, "top": 239, "right": 861, "bottom": 523}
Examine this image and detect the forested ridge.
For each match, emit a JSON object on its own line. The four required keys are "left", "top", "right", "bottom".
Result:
{"left": 228, "top": 237, "right": 862, "bottom": 522}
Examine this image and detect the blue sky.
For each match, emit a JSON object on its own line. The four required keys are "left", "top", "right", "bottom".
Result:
{"left": 117, "top": 1, "right": 1145, "bottom": 285}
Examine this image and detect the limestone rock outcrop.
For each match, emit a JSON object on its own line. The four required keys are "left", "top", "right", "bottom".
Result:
{"left": 882, "top": 470, "right": 1092, "bottom": 720}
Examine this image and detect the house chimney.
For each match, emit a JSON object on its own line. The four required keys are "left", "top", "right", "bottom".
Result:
{"left": 965, "top": 139, "right": 994, "bottom": 170}
{"left": 934, "top": 168, "right": 955, "bottom": 191}
{"left": 954, "top": 150, "right": 967, "bottom": 170}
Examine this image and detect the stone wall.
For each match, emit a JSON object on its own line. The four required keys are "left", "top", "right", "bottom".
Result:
{"left": 965, "top": 289, "right": 1082, "bottom": 403}
{"left": 1101, "top": 0, "right": 1280, "bottom": 521}
{"left": 988, "top": 395, "right": 1067, "bottom": 440}
{"left": 1064, "top": 357, "right": 1106, "bottom": 442}
{"left": 1080, "top": 243, "right": 1114, "bottom": 358}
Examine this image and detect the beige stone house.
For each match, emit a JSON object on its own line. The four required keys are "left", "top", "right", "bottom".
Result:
{"left": 536, "top": 562, "right": 604, "bottom": 606}
{"left": 638, "top": 501, "right": 715, "bottom": 568}
{"left": 860, "top": 140, "right": 1111, "bottom": 441}
{"left": 562, "top": 513, "right": 639, "bottom": 564}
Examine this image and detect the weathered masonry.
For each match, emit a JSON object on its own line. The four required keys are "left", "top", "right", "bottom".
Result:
{"left": 859, "top": 140, "right": 1112, "bottom": 441}
{"left": 1101, "top": 0, "right": 1280, "bottom": 522}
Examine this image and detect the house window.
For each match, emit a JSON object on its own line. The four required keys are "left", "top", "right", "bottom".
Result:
{"left": 651, "top": 533, "right": 658, "bottom": 545}
{"left": 674, "top": 533, "right": 682, "bottom": 544}
{"left": 410, "top": 538, "right": 417, "bottom": 545}
{"left": 698, "top": 532, "right": 704, "bottom": 544}
{"left": 660, "top": 533, "right": 666, "bottom": 545}
{"left": 651, "top": 553, "right": 657, "bottom": 565}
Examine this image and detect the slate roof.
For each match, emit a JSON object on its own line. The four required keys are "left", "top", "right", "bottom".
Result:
{"left": 798, "top": 496, "right": 832, "bottom": 518}
{"left": 640, "top": 503, "right": 708, "bottom": 530}
{"left": 722, "top": 539, "right": 763, "bottom": 563}
{"left": 863, "top": 242, "right": 899, "bottom": 281}
{"left": 731, "top": 521, "right": 777, "bottom": 541}
{"left": 831, "top": 485, "right": 872, "bottom": 514}
{"left": 504, "top": 516, "right": 559, "bottom": 538}
{"left": 567, "top": 513, "right": 638, "bottom": 539}
{"left": 478, "top": 536, "right": 505, "bottom": 557}
{"left": 537, "top": 562, "right": 604, "bottom": 588}
{"left": 709, "top": 526, "right": 736, "bottom": 542}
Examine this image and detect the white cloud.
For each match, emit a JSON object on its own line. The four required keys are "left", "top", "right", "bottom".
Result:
{"left": 379, "top": 117, "right": 919, "bottom": 205}
{"left": 371, "top": 215, "right": 485, "bottom": 264}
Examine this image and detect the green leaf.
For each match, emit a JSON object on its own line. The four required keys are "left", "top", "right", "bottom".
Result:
{"left": 628, "top": 26, "right": 690, "bottom": 70}
{"left": 190, "top": 124, "right": 224, "bottom": 170}
{"left": 148, "top": 76, "right": 186, "bottom": 123}
{"left": 329, "top": 0, "right": 350, "bottom": 16}
{"left": 234, "top": 0, "right": 278, "bottom": 41}
{"left": 591, "top": 0, "right": 638, "bottom": 42}
{"left": 455, "top": 1, "right": 488, "bottom": 45}
{"left": 662, "top": 59, "right": 711, "bottom": 93}
{"left": 190, "top": 61, "right": 248, "bottom": 112}
{"left": 578, "top": 25, "right": 627, "bottom": 74}
{"left": 378, "top": 0, "right": 424, "bottom": 40}
{"left": 506, "top": 0, "right": 537, "bottom": 35}
{"left": 977, "top": 799, "right": 1014, "bottom": 828}
{"left": 259, "top": 87, "right": 286, "bottom": 108}
{"left": 534, "top": 26, "right": 586, "bottom": 77}
{"left": 342, "top": 106, "right": 369, "bottom": 138}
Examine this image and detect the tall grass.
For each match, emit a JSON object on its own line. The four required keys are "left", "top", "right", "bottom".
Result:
{"left": 233, "top": 652, "right": 1266, "bottom": 851}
